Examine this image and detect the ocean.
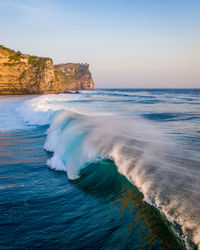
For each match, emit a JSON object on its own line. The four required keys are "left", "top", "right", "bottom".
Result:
{"left": 0, "top": 89, "right": 199, "bottom": 249}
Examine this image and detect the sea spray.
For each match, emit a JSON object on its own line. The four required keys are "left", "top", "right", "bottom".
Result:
{"left": 15, "top": 91, "right": 200, "bottom": 249}
{"left": 43, "top": 110, "right": 198, "bottom": 248}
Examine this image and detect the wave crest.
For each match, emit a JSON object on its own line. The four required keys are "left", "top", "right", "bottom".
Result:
{"left": 16, "top": 94, "right": 200, "bottom": 249}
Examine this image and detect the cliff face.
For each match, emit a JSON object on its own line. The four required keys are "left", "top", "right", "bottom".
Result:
{"left": 54, "top": 63, "right": 94, "bottom": 91}
{"left": 0, "top": 46, "right": 55, "bottom": 94}
{"left": 0, "top": 45, "right": 94, "bottom": 95}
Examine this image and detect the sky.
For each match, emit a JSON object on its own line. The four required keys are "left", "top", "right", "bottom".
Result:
{"left": 0, "top": 0, "right": 200, "bottom": 88}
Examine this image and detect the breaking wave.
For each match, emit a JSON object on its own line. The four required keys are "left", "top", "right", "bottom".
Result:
{"left": 17, "top": 94, "right": 200, "bottom": 249}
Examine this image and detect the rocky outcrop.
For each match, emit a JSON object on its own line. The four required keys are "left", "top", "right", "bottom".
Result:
{"left": 54, "top": 63, "right": 94, "bottom": 92}
{"left": 0, "top": 45, "right": 94, "bottom": 95}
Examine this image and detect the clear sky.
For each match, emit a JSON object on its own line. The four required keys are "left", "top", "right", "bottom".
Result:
{"left": 0, "top": 0, "right": 200, "bottom": 88}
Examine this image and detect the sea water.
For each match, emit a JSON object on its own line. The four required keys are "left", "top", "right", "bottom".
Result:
{"left": 0, "top": 89, "right": 200, "bottom": 249}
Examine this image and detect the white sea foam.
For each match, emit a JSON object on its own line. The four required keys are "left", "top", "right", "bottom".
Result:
{"left": 0, "top": 96, "right": 36, "bottom": 131}
{"left": 44, "top": 110, "right": 200, "bottom": 249}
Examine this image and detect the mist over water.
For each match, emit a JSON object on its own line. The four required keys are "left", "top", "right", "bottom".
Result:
{"left": 0, "top": 89, "right": 200, "bottom": 249}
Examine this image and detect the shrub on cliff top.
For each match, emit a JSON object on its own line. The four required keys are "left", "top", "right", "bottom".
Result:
{"left": 9, "top": 52, "right": 21, "bottom": 62}
{"left": 16, "top": 50, "right": 21, "bottom": 56}
{"left": 0, "top": 45, "right": 15, "bottom": 54}
{"left": 28, "top": 56, "right": 37, "bottom": 65}
{"left": 9, "top": 55, "right": 21, "bottom": 62}
{"left": 28, "top": 56, "right": 47, "bottom": 69}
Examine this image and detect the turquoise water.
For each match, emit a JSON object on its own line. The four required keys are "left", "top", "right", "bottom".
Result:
{"left": 0, "top": 89, "right": 200, "bottom": 249}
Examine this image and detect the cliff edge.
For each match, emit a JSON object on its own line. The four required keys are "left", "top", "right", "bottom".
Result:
{"left": 0, "top": 45, "right": 94, "bottom": 94}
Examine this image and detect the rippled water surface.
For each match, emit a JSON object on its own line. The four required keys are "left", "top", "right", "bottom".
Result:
{"left": 0, "top": 89, "right": 200, "bottom": 249}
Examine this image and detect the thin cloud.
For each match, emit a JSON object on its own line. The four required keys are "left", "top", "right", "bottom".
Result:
{"left": 0, "top": 0, "right": 60, "bottom": 17}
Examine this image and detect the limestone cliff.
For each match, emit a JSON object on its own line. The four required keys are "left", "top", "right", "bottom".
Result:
{"left": 54, "top": 63, "right": 94, "bottom": 91}
{"left": 0, "top": 45, "right": 94, "bottom": 95}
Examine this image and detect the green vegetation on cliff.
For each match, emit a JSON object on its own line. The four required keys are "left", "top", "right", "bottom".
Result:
{"left": 0, "top": 45, "right": 15, "bottom": 55}
{"left": 9, "top": 50, "right": 22, "bottom": 62}
{"left": 0, "top": 45, "right": 94, "bottom": 94}
{"left": 28, "top": 56, "right": 52, "bottom": 70}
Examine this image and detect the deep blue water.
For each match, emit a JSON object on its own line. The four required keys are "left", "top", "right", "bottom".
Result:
{"left": 0, "top": 89, "right": 200, "bottom": 249}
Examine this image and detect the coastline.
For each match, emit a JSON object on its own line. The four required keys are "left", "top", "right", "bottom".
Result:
{"left": 0, "top": 45, "right": 95, "bottom": 95}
